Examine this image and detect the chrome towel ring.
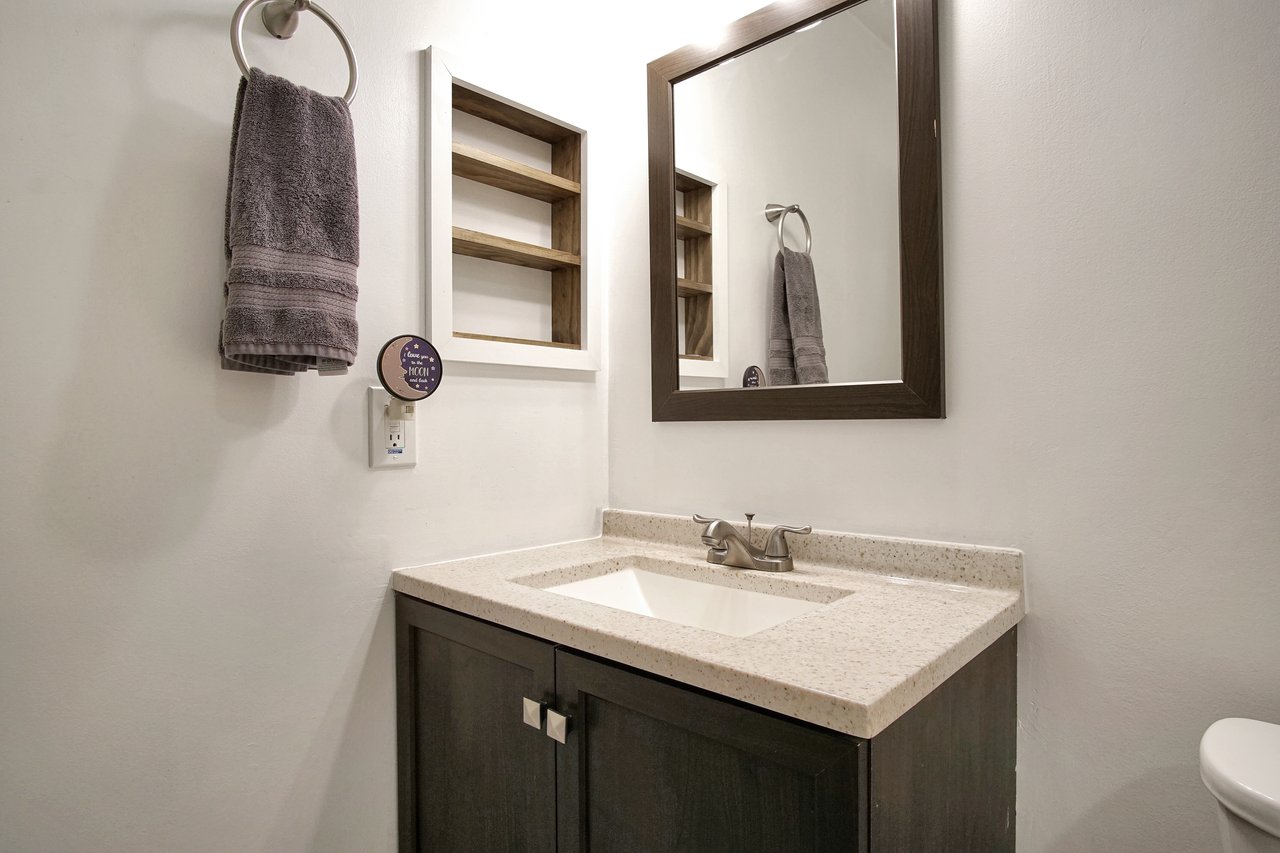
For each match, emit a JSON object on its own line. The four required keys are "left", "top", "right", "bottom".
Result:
{"left": 230, "top": 0, "right": 359, "bottom": 105}
{"left": 764, "top": 203, "right": 812, "bottom": 254}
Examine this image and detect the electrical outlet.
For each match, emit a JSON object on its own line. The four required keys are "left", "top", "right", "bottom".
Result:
{"left": 368, "top": 386, "right": 417, "bottom": 469}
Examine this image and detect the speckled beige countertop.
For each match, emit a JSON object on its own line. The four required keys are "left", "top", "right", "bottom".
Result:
{"left": 392, "top": 510, "right": 1024, "bottom": 739}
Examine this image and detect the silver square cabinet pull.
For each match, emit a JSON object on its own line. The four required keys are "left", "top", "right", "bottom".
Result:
{"left": 522, "top": 697, "right": 545, "bottom": 730}
{"left": 546, "top": 709, "right": 571, "bottom": 744}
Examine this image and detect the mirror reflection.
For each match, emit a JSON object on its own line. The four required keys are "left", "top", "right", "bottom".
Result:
{"left": 673, "top": 0, "right": 901, "bottom": 389}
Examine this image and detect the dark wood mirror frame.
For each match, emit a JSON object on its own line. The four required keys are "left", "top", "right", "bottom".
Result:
{"left": 648, "top": 0, "right": 944, "bottom": 421}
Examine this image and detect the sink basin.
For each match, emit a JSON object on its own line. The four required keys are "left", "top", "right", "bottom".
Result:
{"left": 522, "top": 556, "right": 849, "bottom": 638}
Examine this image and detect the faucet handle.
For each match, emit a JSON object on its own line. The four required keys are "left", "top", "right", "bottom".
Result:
{"left": 764, "top": 524, "right": 812, "bottom": 558}
{"left": 692, "top": 514, "right": 717, "bottom": 526}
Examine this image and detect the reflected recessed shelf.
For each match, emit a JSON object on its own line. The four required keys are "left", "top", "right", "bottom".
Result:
{"left": 677, "top": 278, "right": 712, "bottom": 297}
{"left": 675, "top": 216, "right": 712, "bottom": 240}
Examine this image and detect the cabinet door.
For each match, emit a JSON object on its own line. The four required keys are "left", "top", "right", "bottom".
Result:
{"left": 555, "top": 651, "right": 867, "bottom": 853}
{"left": 396, "top": 596, "right": 556, "bottom": 853}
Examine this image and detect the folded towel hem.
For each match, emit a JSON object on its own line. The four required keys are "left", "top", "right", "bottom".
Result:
{"left": 223, "top": 342, "right": 355, "bottom": 362}
{"left": 220, "top": 356, "right": 296, "bottom": 375}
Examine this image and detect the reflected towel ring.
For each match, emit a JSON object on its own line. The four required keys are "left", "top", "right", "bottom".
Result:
{"left": 230, "top": 0, "right": 359, "bottom": 105}
{"left": 764, "top": 203, "right": 812, "bottom": 254}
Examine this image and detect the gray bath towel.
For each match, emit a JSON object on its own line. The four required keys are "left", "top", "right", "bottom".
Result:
{"left": 220, "top": 69, "right": 359, "bottom": 375}
{"left": 767, "top": 248, "right": 828, "bottom": 385}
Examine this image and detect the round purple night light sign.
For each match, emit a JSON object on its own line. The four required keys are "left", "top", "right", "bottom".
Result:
{"left": 377, "top": 335, "right": 443, "bottom": 401}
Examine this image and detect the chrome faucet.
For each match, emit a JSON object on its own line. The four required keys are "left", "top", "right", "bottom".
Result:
{"left": 692, "top": 514, "right": 812, "bottom": 573}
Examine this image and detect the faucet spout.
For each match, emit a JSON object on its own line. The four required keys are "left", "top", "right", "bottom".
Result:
{"left": 698, "top": 518, "right": 739, "bottom": 547}
{"left": 701, "top": 519, "right": 757, "bottom": 566}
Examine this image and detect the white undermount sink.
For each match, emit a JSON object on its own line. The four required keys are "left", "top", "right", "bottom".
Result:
{"left": 523, "top": 556, "right": 849, "bottom": 638}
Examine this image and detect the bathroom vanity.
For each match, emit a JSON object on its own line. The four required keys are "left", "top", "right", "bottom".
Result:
{"left": 392, "top": 511, "right": 1024, "bottom": 852}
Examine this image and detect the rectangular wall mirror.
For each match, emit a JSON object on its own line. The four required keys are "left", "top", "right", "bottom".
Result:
{"left": 648, "top": 0, "right": 944, "bottom": 420}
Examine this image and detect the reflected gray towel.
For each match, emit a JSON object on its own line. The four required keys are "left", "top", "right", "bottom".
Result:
{"left": 220, "top": 69, "right": 359, "bottom": 375}
{"left": 767, "top": 248, "right": 828, "bottom": 385}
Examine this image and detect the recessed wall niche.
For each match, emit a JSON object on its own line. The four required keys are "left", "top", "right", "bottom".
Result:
{"left": 425, "top": 47, "right": 598, "bottom": 371}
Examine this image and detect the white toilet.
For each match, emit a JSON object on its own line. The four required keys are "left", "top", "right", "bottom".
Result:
{"left": 1201, "top": 718, "right": 1280, "bottom": 852}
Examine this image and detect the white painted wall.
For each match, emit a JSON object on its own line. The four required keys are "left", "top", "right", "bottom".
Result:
{"left": 2, "top": 0, "right": 1278, "bottom": 851}
{"left": 675, "top": 0, "right": 902, "bottom": 385}
{"left": 611, "top": 1, "right": 1280, "bottom": 851}
{"left": 0, "top": 1, "right": 619, "bottom": 849}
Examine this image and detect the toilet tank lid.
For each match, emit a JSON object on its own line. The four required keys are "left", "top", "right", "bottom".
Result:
{"left": 1201, "top": 718, "right": 1280, "bottom": 838}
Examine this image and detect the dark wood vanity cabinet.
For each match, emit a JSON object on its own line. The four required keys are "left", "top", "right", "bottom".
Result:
{"left": 554, "top": 650, "right": 865, "bottom": 852}
{"left": 396, "top": 599, "right": 558, "bottom": 852}
{"left": 396, "top": 594, "right": 1015, "bottom": 853}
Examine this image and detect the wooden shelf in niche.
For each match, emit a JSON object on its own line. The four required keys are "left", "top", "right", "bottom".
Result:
{"left": 675, "top": 170, "right": 714, "bottom": 359}
{"left": 451, "top": 143, "right": 580, "bottom": 203}
{"left": 450, "top": 82, "right": 584, "bottom": 349}
{"left": 452, "top": 227, "right": 579, "bottom": 272}
{"left": 453, "top": 84, "right": 575, "bottom": 144}
{"left": 453, "top": 332, "right": 581, "bottom": 350}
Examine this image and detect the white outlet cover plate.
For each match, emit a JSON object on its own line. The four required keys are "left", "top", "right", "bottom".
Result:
{"left": 368, "top": 386, "right": 417, "bottom": 469}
